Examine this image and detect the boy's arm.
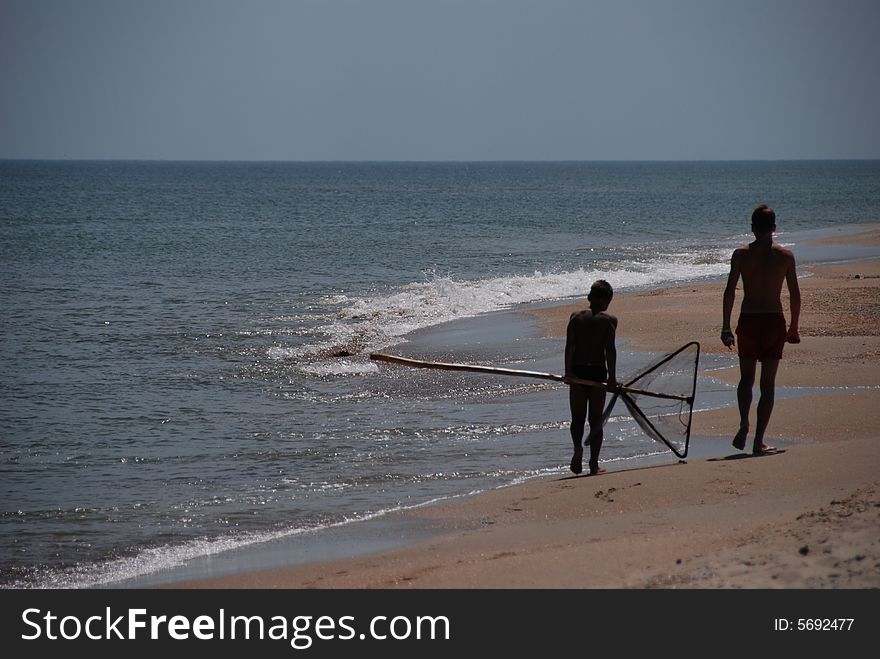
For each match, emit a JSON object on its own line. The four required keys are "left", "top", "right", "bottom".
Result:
{"left": 721, "top": 250, "right": 741, "bottom": 348}
{"left": 785, "top": 255, "right": 801, "bottom": 343}
{"left": 605, "top": 320, "right": 617, "bottom": 385}
{"left": 564, "top": 316, "right": 576, "bottom": 377}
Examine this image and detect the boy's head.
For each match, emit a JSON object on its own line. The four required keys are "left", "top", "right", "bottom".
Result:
{"left": 588, "top": 279, "right": 613, "bottom": 308}
{"left": 751, "top": 204, "right": 776, "bottom": 235}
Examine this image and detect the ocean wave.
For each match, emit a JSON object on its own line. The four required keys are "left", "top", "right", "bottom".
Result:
{"left": 1, "top": 496, "right": 476, "bottom": 589}
{"left": 281, "top": 250, "right": 729, "bottom": 376}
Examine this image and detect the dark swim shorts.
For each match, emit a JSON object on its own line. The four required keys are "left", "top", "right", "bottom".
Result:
{"left": 571, "top": 364, "right": 608, "bottom": 383}
{"left": 735, "top": 313, "right": 787, "bottom": 361}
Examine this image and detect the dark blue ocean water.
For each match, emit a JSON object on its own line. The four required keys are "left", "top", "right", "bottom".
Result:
{"left": 1, "top": 160, "right": 878, "bottom": 588}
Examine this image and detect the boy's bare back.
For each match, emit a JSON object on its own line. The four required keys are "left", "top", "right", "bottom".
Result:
{"left": 566, "top": 309, "right": 617, "bottom": 366}
{"left": 730, "top": 240, "right": 798, "bottom": 314}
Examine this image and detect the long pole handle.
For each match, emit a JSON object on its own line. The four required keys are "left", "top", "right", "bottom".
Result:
{"left": 369, "top": 353, "right": 691, "bottom": 402}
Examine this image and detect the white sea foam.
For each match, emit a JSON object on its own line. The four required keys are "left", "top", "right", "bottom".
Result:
{"left": 290, "top": 249, "right": 729, "bottom": 375}
{"left": 6, "top": 497, "right": 483, "bottom": 589}
{"left": 6, "top": 509, "right": 404, "bottom": 589}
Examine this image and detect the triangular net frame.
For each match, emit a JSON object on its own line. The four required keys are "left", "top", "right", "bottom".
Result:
{"left": 370, "top": 341, "right": 700, "bottom": 459}
{"left": 602, "top": 342, "right": 700, "bottom": 459}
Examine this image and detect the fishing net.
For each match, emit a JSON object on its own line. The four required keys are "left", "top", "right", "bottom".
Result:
{"left": 602, "top": 342, "right": 700, "bottom": 458}
{"left": 371, "top": 341, "right": 700, "bottom": 458}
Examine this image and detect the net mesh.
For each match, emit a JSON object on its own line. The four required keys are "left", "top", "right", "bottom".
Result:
{"left": 603, "top": 342, "right": 700, "bottom": 458}
{"left": 371, "top": 342, "right": 701, "bottom": 459}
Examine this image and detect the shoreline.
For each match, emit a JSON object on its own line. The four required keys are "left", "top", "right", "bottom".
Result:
{"left": 164, "top": 226, "right": 880, "bottom": 589}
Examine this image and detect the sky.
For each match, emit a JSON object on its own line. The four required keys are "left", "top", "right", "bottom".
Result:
{"left": 1, "top": 0, "right": 878, "bottom": 161}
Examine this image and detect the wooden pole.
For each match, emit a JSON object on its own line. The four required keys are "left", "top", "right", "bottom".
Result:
{"left": 369, "top": 353, "right": 691, "bottom": 403}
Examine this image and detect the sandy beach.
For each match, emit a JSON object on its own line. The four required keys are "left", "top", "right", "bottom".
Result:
{"left": 171, "top": 228, "right": 880, "bottom": 589}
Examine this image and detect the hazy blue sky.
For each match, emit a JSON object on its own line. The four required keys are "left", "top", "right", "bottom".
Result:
{"left": 2, "top": 0, "right": 878, "bottom": 160}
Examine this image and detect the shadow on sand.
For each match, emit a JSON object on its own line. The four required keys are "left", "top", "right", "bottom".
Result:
{"left": 708, "top": 449, "right": 787, "bottom": 462}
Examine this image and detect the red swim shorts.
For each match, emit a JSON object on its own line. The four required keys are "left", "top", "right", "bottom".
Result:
{"left": 735, "top": 313, "right": 787, "bottom": 361}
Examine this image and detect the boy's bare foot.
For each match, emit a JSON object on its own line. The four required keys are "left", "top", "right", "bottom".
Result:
{"left": 732, "top": 426, "right": 748, "bottom": 451}
{"left": 753, "top": 444, "right": 777, "bottom": 455}
{"left": 588, "top": 460, "right": 605, "bottom": 476}
{"left": 570, "top": 448, "right": 583, "bottom": 474}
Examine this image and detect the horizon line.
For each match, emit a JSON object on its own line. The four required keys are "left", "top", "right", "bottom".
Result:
{"left": 2, "top": 157, "right": 879, "bottom": 164}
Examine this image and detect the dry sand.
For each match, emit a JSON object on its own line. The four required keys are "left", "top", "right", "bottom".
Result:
{"left": 171, "top": 229, "right": 880, "bottom": 589}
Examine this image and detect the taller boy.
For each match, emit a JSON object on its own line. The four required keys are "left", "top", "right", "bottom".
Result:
{"left": 722, "top": 204, "right": 801, "bottom": 454}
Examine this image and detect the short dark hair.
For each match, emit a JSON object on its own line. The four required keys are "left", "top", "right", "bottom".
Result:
{"left": 588, "top": 279, "right": 613, "bottom": 301}
{"left": 751, "top": 204, "right": 776, "bottom": 233}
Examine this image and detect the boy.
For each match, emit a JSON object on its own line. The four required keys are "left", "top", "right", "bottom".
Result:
{"left": 564, "top": 280, "right": 617, "bottom": 475}
{"left": 722, "top": 204, "right": 801, "bottom": 454}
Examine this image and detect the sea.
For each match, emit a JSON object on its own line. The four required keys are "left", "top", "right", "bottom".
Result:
{"left": 2, "top": 160, "right": 879, "bottom": 589}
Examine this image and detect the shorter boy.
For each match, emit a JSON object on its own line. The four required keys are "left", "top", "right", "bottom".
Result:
{"left": 564, "top": 280, "right": 617, "bottom": 475}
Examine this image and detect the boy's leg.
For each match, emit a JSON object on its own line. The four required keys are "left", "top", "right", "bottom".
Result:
{"left": 753, "top": 359, "right": 780, "bottom": 453}
{"left": 586, "top": 386, "right": 607, "bottom": 475}
{"left": 733, "top": 357, "right": 757, "bottom": 450}
{"left": 569, "top": 385, "right": 587, "bottom": 474}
